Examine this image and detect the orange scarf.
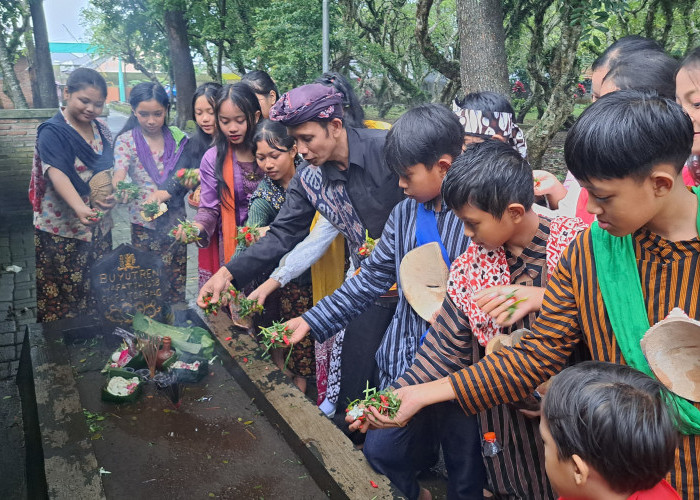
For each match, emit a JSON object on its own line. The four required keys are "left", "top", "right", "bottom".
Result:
{"left": 221, "top": 148, "right": 239, "bottom": 263}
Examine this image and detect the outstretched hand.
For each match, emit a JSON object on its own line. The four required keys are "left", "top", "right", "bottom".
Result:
{"left": 345, "top": 385, "right": 426, "bottom": 433}
{"left": 286, "top": 316, "right": 311, "bottom": 344}
{"left": 247, "top": 278, "right": 281, "bottom": 307}
{"left": 473, "top": 285, "right": 545, "bottom": 327}
{"left": 196, "top": 266, "right": 233, "bottom": 308}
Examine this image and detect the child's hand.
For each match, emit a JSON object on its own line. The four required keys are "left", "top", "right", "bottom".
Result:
{"left": 286, "top": 316, "right": 311, "bottom": 344}
{"left": 346, "top": 385, "right": 417, "bottom": 433}
{"left": 93, "top": 194, "right": 116, "bottom": 211}
{"left": 183, "top": 169, "right": 200, "bottom": 190}
{"left": 173, "top": 221, "right": 203, "bottom": 243}
{"left": 532, "top": 170, "right": 560, "bottom": 196}
{"left": 473, "top": 285, "right": 545, "bottom": 327}
{"left": 145, "top": 190, "right": 171, "bottom": 205}
{"left": 247, "top": 278, "right": 281, "bottom": 307}
{"left": 76, "top": 205, "right": 100, "bottom": 226}
{"left": 257, "top": 226, "right": 270, "bottom": 239}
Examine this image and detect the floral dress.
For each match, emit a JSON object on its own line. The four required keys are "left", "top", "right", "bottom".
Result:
{"left": 32, "top": 110, "right": 113, "bottom": 322}
{"left": 245, "top": 177, "right": 316, "bottom": 379}
{"left": 113, "top": 132, "right": 187, "bottom": 303}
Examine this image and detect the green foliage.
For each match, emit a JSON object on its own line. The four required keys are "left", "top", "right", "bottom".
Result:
{"left": 245, "top": 0, "right": 325, "bottom": 91}
{"left": 83, "top": 0, "right": 170, "bottom": 80}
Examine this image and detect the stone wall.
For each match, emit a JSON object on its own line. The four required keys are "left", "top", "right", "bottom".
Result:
{"left": 0, "top": 109, "right": 55, "bottom": 216}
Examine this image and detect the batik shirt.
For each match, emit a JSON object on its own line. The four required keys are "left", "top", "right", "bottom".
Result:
{"left": 448, "top": 226, "right": 700, "bottom": 499}
{"left": 225, "top": 127, "right": 404, "bottom": 289}
{"left": 303, "top": 198, "right": 469, "bottom": 389}
{"left": 33, "top": 109, "right": 113, "bottom": 241}
{"left": 395, "top": 215, "right": 584, "bottom": 499}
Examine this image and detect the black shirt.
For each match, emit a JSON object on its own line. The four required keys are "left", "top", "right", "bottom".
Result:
{"left": 225, "top": 126, "right": 405, "bottom": 288}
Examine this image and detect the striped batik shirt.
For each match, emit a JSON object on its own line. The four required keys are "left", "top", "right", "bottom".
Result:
{"left": 302, "top": 197, "right": 469, "bottom": 389}
{"left": 396, "top": 216, "right": 588, "bottom": 499}
{"left": 449, "top": 226, "right": 700, "bottom": 499}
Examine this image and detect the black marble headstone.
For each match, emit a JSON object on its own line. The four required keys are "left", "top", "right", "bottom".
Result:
{"left": 90, "top": 243, "right": 171, "bottom": 325}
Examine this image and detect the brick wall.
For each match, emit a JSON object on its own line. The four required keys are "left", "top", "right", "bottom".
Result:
{"left": 0, "top": 109, "right": 55, "bottom": 216}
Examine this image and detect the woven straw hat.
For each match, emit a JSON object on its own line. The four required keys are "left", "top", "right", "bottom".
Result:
{"left": 399, "top": 242, "right": 449, "bottom": 322}
{"left": 641, "top": 307, "right": 700, "bottom": 402}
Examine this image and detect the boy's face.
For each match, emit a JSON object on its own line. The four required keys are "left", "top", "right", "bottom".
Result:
{"left": 398, "top": 160, "right": 448, "bottom": 204}
{"left": 675, "top": 66, "right": 700, "bottom": 156}
{"left": 540, "top": 416, "right": 578, "bottom": 498}
{"left": 579, "top": 175, "right": 660, "bottom": 237}
{"left": 453, "top": 203, "right": 515, "bottom": 250}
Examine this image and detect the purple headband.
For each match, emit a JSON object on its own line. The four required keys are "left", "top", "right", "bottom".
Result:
{"left": 269, "top": 83, "right": 344, "bottom": 126}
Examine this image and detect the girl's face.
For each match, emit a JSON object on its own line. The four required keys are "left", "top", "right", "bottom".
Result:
{"left": 64, "top": 85, "right": 105, "bottom": 125}
{"left": 676, "top": 66, "right": 700, "bottom": 155}
{"left": 134, "top": 99, "right": 167, "bottom": 137}
{"left": 218, "top": 99, "right": 259, "bottom": 146}
{"left": 194, "top": 95, "right": 216, "bottom": 136}
{"left": 255, "top": 140, "right": 297, "bottom": 182}
{"left": 255, "top": 90, "right": 277, "bottom": 119}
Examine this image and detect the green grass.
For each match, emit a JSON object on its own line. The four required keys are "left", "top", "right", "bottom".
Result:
{"left": 108, "top": 101, "right": 132, "bottom": 115}
{"left": 521, "top": 103, "right": 589, "bottom": 126}
{"left": 363, "top": 104, "right": 407, "bottom": 124}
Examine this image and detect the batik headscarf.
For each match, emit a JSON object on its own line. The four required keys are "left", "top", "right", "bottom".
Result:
{"left": 452, "top": 101, "right": 528, "bottom": 159}
{"left": 270, "top": 83, "right": 344, "bottom": 126}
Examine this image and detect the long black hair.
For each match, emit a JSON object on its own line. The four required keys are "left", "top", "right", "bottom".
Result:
{"left": 65, "top": 67, "right": 107, "bottom": 98}
{"left": 252, "top": 119, "right": 296, "bottom": 156}
{"left": 213, "top": 83, "right": 261, "bottom": 208}
{"left": 241, "top": 70, "right": 279, "bottom": 102}
{"left": 116, "top": 81, "right": 170, "bottom": 140}
{"left": 188, "top": 82, "right": 222, "bottom": 160}
{"left": 314, "top": 72, "right": 366, "bottom": 128}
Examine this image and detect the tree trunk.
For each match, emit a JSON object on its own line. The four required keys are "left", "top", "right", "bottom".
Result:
{"left": 23, "top": 20, "right": 42, "bottom": 107}
{"left": 163, "top": 8, "right": 197, "bottom": 129}
{"left": 0, "top": 38, "right": 28, "bottom": 109}
{"left": 524, "top": 2, "right": 583, "bottom": 168}
{"left": 29, "top": 0, "right": 58, "bottom": 108}
{"left": 456, "top": 0, "right": 510, "bottom": 97}
{"left": 415, "top": 0, "right": 460, "bottom": 84}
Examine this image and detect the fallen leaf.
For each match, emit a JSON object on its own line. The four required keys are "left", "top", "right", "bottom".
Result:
{"left": 244, "top": 420, "right": 253, "bottom": 425}
{"left": 79, "top": 358, "right": 86, "bottom": 363}
{"left": 3, "top": 395, "right": 11, "bottom": 400}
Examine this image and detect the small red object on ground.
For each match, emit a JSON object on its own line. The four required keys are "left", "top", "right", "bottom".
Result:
{"left": 370, "top": 480, "right": 378, "bottom": 488}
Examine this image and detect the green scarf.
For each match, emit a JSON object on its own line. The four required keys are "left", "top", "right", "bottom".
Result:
{"left": 591, "top": 186, "right": 700, "bottom": 434}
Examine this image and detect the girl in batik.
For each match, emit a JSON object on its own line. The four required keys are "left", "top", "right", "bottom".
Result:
{"left": 112, "top": 82, "right": 189, "bottom": 303}
{"left": 30, "top": 68, "right": 115, "bottom": 322}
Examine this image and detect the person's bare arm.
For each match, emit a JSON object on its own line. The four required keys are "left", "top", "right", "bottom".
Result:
{"left": 46, "top": 167, "right": 98, "bottom": 225}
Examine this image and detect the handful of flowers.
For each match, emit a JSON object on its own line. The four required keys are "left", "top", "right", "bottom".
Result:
{"left": 201, "top": 286, "right": 264, "bottom": 318}
{"left": 176, "top": 168, "right": 199, "bottom": 185}
{"left": 169, "top": 219, "right": 200, "bottom": 243}
{"left": 236, "top": 225, "right": 260, "bottom": 247}
{"left": 346, "top": 382, "right": 402, "bottom": 423}
{"left": 259, "top": 321, "right": 293, "bottom": 367}
{"left": 201, "top": 285, "right": 239, "bottom": 315}
{"left": 141, "top": 201, "right": 167, "bottom": 221}
{"left": 533, "top": 176, "right": 542, "bottom": 190}
{"left": 358, "top": 230, "right": 376, "bottom": 257}
{"left": 238, "top": 296, "right": 263, "bottom": 319}
{"left": 86, "top": 209, "right": 104, "bottom": 223}
{"left": 115, "top": 181, "right": 141, "bottom": 202}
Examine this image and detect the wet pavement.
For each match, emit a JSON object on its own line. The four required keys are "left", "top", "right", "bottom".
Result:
{"left": 53, "top": 321, "right": 327, "bottom": 499}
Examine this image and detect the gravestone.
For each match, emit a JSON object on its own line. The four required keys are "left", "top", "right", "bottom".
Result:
{"left": 90, "top": 243, "right": 171, "bottom": 325}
